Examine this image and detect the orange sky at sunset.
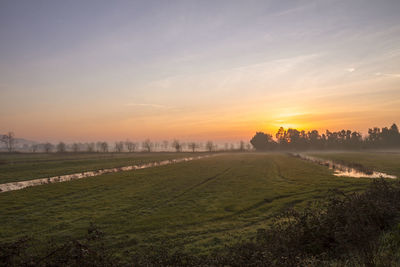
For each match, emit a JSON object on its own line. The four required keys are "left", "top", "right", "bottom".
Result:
{"left": 1, "top": 1, "right": 399, "bottom": 142}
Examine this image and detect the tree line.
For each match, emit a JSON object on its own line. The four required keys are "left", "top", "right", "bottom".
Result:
{"left": 250, "top": 123, "right": 400, "bottom": 151}
{"left": 0, "top": 134, "right": 251, "bottom": 153}
{"left": 3, "top": 123, "right": 399, "bottom": 153}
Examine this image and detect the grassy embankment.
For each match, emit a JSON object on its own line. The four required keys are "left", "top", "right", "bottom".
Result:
{"left": 0, "top": 152, "right": 201, "bottom": 184}
{"left": 307, "top": 151, "right": 400, "bottom": 177}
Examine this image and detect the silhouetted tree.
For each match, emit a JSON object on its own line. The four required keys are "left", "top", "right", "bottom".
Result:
{"left": 31, "top": 144, "right": 38, "bottom": 153}
{"left": 188, "top": 142, "right": 198, "bottom": 152}
{"left": 250, "top": 123, "right": 399, "bottom": 151}
{"left": 142, "top": 139, "right": 153, "bottom": 152}
{"left": 43, "top": 142, "right": 54, "bottom": 153}
{"left": 96, "top": 142, "right": 102, "bottom": 152}
{"left": 206, "top": 141, "right": 214, "bottom": 152}
{"left": 125, "top": 141, "right": 137, "bottom": 152}
{"left": 56, "top": 142, "right": 66, "bottom": 153}
{"left": 172, "top": 139, "right": 182, "bottom": 152}
{"left": 307, "top": 130, "right": 321, "bottom": 149}
{"left": 153, "top": 142, "right": 160, "bottom": 151}
{"left": 239, "top": 140, "right": 245, "bottom": 151}
{"left": 275, "top": 127, "right": 287, "bottom": 147}
{"left": 162, "top": 140, "right": 169, "bottom": 151}
{"left": 115, "top": 141, "right": 124, "bottom": 152}
{"left": 72, "top": 143, "right": 80, "bottom": 153}
{"left": 250, "top": 132, "right": 275, "bottom": 151}
{"left": 1, "top": 132, "right": 16, "bottom": 152}
{"left": 382, "top": 124, "right": 400, "bottom": 147}
{"left": 86, "top": 142, "right": 95, "bottom": 152}
{"left": 230, "top": 143, "right": 235, "bottom": 151}
{"left": 100, "top": 142, "right": 108, "bottom": 153}
{"left": 224, "top": 143, "right": 229, "bottom": 151}
{"left": 367, "top": 127, "right": 381, "bottom": 146}
{"left": 181, "top": 142, "right": 187, "bottom": 151}
{"left": 350, "top": 131, "right": 363, "bottom": 149}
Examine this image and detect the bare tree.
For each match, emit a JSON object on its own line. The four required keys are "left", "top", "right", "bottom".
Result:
{"left": 206, "top": 141, "right": 214, "bottom": 152}
{"left": 56, "top": 142, "right": 66, "bottom": 153}
{"left": 96, "top": 142, "right": 103, "bottom": 152}
{"left": 162, "top": 140, "right": 169, "bottom": 151}
{"left": 142, "top": 139, "right": 153, "bottom": 152}
{"left": 188, "top": 142, "right": 198, "bottom": 153}
{"left": 125, "top": 141, "right": 137, "bottom": 152}
{"left": 198, "top": 142, "right": 204, "bottom": 151}
{"left": 154, "top": 142, "right": 160, "bottom": 152}
{"left": 230, "top": 143, "right": 235, "bottom": 151}
{"left": 224, "top": 143, "right": 229, "bottom": 151}
{"left": 86, "top": 142, "right": 95, "bottom": 152}
{"left": 31, "top": 144, "right": 38, "bottom": 153}
{"left": 239, "top": 140, "right": 245, "bottom": 152}
{"left": 172, "top": 139, "right": 182, "bottom": 152}
{"left": 181, "top": 142, "right": 187, "bottom": 151}
{"left": 72, "top": 143, "right": 80, "bottom": 153}
{"left": 100, "top": 142, "right": 108, "bottom": 153}
{"left": 115, "top": 141, "right": 124, "bottom": 152}
{"left": 1, "top": 132, "right": 16, "bottom": 152}
{"left": 246, "top": 143, "right": 252, "bottom": 151}
{"left": 43, "top": 142, "right": 54, "bottom": 153}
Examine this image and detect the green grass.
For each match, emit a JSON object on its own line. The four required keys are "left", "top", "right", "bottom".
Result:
{"left": 0, "top": 152, "right": 370, "bottom": 258}
{"left": 307, "top": 150, "right": 400, "bottom": 177}
{"left": 0, "top": 152, "right": 199, "bottom": 183}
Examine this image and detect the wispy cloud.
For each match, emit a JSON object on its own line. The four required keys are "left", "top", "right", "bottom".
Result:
{"left": 126, "top": 103, "right": 171, "bottom": 108}
{"left": 346, "top": 68, "right": 355, "bottom": 72}
{"left": 375, "top": 72, "right": 400, "bottom": 78}
{"left": 273, "top": 2, "right": 316, "bottom": 17}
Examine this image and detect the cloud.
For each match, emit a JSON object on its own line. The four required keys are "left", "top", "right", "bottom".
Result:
{"left": 126, "top": 103, "right": 171, "bottom": 108}
{"left": 273, "top": 2, "right": 316, "bottom": 17}
{"left": 346, "top": 68, "right": 355, "bottom": 72}
{"left": 147, "top": 77, "right": 173, "bottom": 89}
{"left": 375, "top": 72, "right": 400, "bottom": 78}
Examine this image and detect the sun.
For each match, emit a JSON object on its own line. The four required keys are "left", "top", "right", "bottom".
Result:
{"left": 278, "top": 123, "right": 299, "bottom": 129}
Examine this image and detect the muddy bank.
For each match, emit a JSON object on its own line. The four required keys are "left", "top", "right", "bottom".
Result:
{"left": 0, "top": 155, "right": 214, "bottom": 193}
{"left": 292, "top": 153, "right": 397, "bottom": 179}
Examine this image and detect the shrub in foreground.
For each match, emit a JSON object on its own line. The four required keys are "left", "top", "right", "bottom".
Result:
{"left": 2, "top": 180, "right": 400, "bottom": 266}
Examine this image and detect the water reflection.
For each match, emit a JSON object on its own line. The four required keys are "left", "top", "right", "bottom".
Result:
{"left": 292, "top": 153, "right": 397, "bottom": 179}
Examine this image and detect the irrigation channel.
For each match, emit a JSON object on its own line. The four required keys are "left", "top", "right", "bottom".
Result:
{"left": 0, "top": 155, "right": 215, "bottom": 193}
{"left": 292, "top": 153, "right": 397, "bottom": 179}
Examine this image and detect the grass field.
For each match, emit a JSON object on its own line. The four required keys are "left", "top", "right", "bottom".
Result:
{"left": 0, "top": 152, "right": 200, "bottom": 184}
{"left": 307, "top": 150, "right": 400, "bottom": 177}
{"left": 0, "top": 152, "right": 373, "bottom": 260}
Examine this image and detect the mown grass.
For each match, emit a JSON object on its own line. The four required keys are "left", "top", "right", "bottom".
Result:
{"left": 0, "top": 153, "right": 370, "bottom": 260}
{"left": 307, "top": 150, "right": 400, "bottom": 177}
{"left": 0, "top": 152, "right": 199, "bottom": 183}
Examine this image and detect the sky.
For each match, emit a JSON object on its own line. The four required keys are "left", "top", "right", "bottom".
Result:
{"left": 1, "top": 0, "right": 400, "bottom": 142}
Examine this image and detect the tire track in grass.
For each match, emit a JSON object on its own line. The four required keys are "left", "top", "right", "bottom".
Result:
{"left": 178, "top": 190, "right": 319, "bottom": 228}
{"left": 123, "top": 188, "right": 322, "bottom": 248}
{"left": 133, "top": 166, "right": 231, "bottom": 215}
{"left": 156, "top": 167, "right": 232, "bottom": 208}
{"left": 272, "top": 158, "right": 294, "bottom": 183}
{"left": 141, "top": 196, "right": 309, "bottom": 249}
{"left": 141, "top": 189, "right": 321, "bottom": 239}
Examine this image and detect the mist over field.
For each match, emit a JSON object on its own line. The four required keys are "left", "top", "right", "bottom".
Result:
{"left": 1, "top": 0, "right": 400, "bottom": 266}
